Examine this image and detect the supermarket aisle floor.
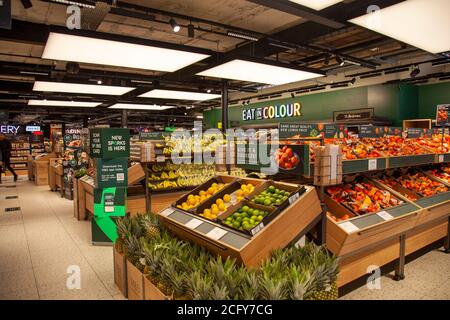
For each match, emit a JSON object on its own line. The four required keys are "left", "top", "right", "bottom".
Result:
{"left": 0, "top": 178, "right": 126, "bottom": 300}
{"left": 0, "top": 178, "right": 449, "bottom": 300}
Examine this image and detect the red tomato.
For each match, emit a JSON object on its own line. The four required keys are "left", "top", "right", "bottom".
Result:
{"left": 290, "top": 156, "right": 298, "bottom": 165}
{"left": 281, "top": 146, "right": 287, "bottom": 152}
{"left": 284, "top": 162, "right": 293, "bottom": 169}
{"left": 285, "top": 148, "right": 293, "bottom": 157}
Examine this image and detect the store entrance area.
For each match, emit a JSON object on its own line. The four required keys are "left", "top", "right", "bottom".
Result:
{"left": 0, "top": 180, "right": 125, "bottom": 300}
{"left": 0, "top": 180, "right": 448, "bottom": 300}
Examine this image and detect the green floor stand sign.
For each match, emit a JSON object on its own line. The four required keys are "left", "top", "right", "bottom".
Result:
{"left": 92, "top": 187, "right": 126, "bottom": 243}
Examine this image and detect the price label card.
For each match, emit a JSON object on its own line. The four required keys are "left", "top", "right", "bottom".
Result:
{"left": 206, "top": 227, "right": 228, "bottom": 241}
{"left": 159, "top": 208, "right": 174, "bottom": 217}
{"left": 439, "top": 155, "right": 444, "bottom": 163}
{"left": 156, "top": 156, "right": 165, "bottom": 163}
{"left": 368, "top": 159, "right": 377, "bottom": 171}
{"left": 339, "top": 221, "right": 359, "bottom": 233}
{"left": 185, "top": 218, "right": 203, "bottom": 230}
{"left": 251, "top": 222, "right": 265, "bottom": 236}
{"left": 377, "top": 211, "right": 394, "bottom": 221}
{"left": 288, "top": 193, "right": 300, "bottom": 204}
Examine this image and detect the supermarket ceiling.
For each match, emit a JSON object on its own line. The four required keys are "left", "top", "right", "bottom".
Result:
{"left": 0, "top": 0, "right": 449, "bottom": 124}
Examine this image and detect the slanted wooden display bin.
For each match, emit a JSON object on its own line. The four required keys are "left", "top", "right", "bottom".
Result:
{"left": 326, "top": 173, "right": 450, "bottom": 287}
{"left": 158, "top": 176, "right": 322, "bottom": 267}
{"left": 113, "top": 245, "right": 128, "bottom": 298}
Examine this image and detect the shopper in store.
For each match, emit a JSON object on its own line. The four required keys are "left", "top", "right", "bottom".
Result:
{"left": 0, "top": 134, "right": 18, "bottom": 182}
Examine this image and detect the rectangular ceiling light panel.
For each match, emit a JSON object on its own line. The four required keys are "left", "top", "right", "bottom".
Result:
{"left": 42, "top": 32, "right": 210, "bottom": 72}
{"left": 28, "top": 100, "right": 101, "bottom": 107}
{"left": 349, "top": 0, "right": 450, "bottom": 54}
{"left": 109, "top": 103, "right": 174, "bottom": 110}
{"left": 197, "top": 59, "right": 323, "bottom": 85}
{"left": 289, "top": 0, "right": 343, "bottom": 10}
{"left": 33, "top": 81, "right": 134, "bottom": 96}
{"left": 139, "top": 89, "right": 221, "bottom": 101}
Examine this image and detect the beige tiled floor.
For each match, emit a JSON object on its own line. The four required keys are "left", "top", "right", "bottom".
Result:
{"left": 0, "top": 178, "right": 449, "bottom": 300}
{"left": 0, "top": 178, "right": 126, "bottom": 300}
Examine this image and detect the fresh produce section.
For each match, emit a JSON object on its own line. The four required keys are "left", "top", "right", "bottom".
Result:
{"left": 221, "top": 203, "right": 271, "bottom": 233}
{"left": 326, "top": 179, "right": 404, "bottom": 221}
{"left": 250, "top": 185, "right": 291, "bottom": 206}
{"left": 387, "top": 170, "right": 449, "bottom": 197}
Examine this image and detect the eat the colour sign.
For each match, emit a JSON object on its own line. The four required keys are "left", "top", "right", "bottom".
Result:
{"left": 242, "top": 102, "right": 302, "bottom": 121}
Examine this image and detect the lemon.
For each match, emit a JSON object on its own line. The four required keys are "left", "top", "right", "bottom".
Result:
{"left": 216, "top": 198, "right": 224, "bottom": 205}
{"left": 199, "top": 190, "right": 206, "bottom": 196}
{"left": 212, "top": 183, "right": 218, "bottom": 188}
{"left": 218, "top": 203, "right": 226, "bottom": 211}
{"left": 223, "top": 194, "right": 231, "bottom": 203}
{"left": 211, "top": 207, "right": 219, "bottom": 215}
{"left": 203, "top": 209, "right": 211, "bottom": 216}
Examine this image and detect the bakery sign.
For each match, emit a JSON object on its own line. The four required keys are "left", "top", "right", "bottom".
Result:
{"left": 242, "top": 102, "right": 302, "bottom": 121}
{"left": 333, "top": 108, "right": 374, "bottom": 122}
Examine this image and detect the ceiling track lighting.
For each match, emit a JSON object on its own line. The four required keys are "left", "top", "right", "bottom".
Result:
{"left": 50, "top": 0, "right": 96, "bottom": 9}
{"left": 335, "top": 56, "right": 345, "bottom": 67}
{"left": 188, "top": 24, "right": 195, "bottom": 38}
{"left": 20, "top": 0, "right": 33, "bottom": 9}
{"left": 226, "top": 31, "right": 259, "bottom": 42}
{"left": 410, "top": 65, "right": 421, "bottom": 78}
{"left": 170, "top": 18, "right": 181, "bottom": 33}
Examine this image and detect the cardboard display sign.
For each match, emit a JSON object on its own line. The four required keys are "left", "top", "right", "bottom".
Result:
{"left": 436, "top": 104, "right": 450, "bottom": 126}
{"left": 94, "top": 158, "right": 128, "bottom": 188}
{"left": 90, "top": 128, "right": 130, "bottom": 158}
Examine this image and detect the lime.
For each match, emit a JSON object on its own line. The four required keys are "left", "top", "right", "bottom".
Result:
{"left": 257, "top": 215, "right": 264, "bottom": 221}
{"left": 242, "top": 206, "right": 250, "bottom": 213}
{"left": 233, "top": 222, "right": 240, "bottom": 229}
{"left": 264, "top": 199, "right": 272, "bottom": 206}
{"left": 268, "top": 186, "right": 275, "bottom": 193}
{"left": 252, "top": 209, "right": 260, "bottom": 216}
{"left": 275, "top": 199, "right": 282, "bottom": 205}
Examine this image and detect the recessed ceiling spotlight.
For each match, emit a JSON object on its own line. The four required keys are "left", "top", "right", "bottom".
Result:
{"left": 206, "top": 89, "right": 212, "bottom": 93}
{"left": 170, "top": 18, "right": 181, "bottom": 33}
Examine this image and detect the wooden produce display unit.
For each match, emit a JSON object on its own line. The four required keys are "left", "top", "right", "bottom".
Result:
{"left": 76, "top": 163, "right": 147, "bottom": 219}
{"left": 158, "top": 176, "right": 322, "bottom": 267}
{"left": 32, "top": 153, "right": 57, "bottom": 185}
{"left": 324, "top": 164, "right": 450, "bottom": 287}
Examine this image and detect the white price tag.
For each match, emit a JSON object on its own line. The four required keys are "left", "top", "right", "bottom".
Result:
{"left": 339, "top": 221, "right": 359, "bottom": 233}
{"left": 439, "top": 155, "right": 444, "bottom": 163}
{"left": 159, "top": 208, "right": 174, "bottom": 217}
{"left": 368, "top": 159, "right": 377, "bottom": 171}
{"left": 206, "top": 227, "right": 228, "bottom": 241}
{"left": 376, "top": 211, "right": 394, "bottom": 221}
{"left": 185, "top": 218, "right": 203, "bottom": 230}
{"left": 251, "top": 222, "right": 265, "bottom": 236}
{"left": 288, "top": 193, "right": 300, "bottom": 204}
{"left": 156, "top": 156, "right": 165, "bottom": 163}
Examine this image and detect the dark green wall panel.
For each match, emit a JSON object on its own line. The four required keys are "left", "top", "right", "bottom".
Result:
{"left": 418, "top": 82, "right": 450, "bottom": 119}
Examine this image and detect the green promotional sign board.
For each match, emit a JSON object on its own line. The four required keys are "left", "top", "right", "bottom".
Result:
{"left": 90, "top": 128, "right": 130, "bottom": 158}
{"left": 139, "top": 131, "right": 169, "bottom": 140}
{"left": 94, "top": 158, "right": 128, "bottom": 188}
{"left": 279, "top": 123, "right": 347, "bottom": 139}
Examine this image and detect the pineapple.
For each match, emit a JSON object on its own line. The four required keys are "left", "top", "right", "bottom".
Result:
{"left": 259, "top": 275, "right": 288, "bottom": 300}
{"left": 239, "top": 272, "right": 260, "bottom": 300}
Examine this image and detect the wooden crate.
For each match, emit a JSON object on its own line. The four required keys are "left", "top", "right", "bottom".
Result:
{"left": 160, "top": 183, "right": 322, "bottom": 268}
{"left": 34, "top": 161, "right": 49, "bottom": 185}
{"left": 144, "top": 277, "right": 171, "bottom": 300}
{"left": 126, "top": 260, "right": 144, "bottom": 300}
{"left": 113, "top": 245, "right": 128, "bottom": 298}
{"left": 128, "top": 163, "right": 145, "bottom": 185}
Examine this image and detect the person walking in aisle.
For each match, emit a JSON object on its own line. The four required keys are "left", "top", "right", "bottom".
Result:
{"left": 0, "top": 134, "right": 18, "bottom": 183}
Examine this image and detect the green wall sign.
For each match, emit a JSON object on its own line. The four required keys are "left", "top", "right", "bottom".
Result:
{"left": 139, "top": 131, "right": 169, "bottom": 140}
{"left": 90, "top": 128, "right": 130, "bottom": 158}
{"left": 242, "top": 102, "right": 302, "bottom": 121}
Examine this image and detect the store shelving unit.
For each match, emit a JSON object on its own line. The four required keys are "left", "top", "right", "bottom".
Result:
{"left": 9, "top": 138, "right": 30, "bottom": 175}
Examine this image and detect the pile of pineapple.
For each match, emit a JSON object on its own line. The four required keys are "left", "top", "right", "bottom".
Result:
{"left": 116, "top": 214, "right": 339, "bottom": 300}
